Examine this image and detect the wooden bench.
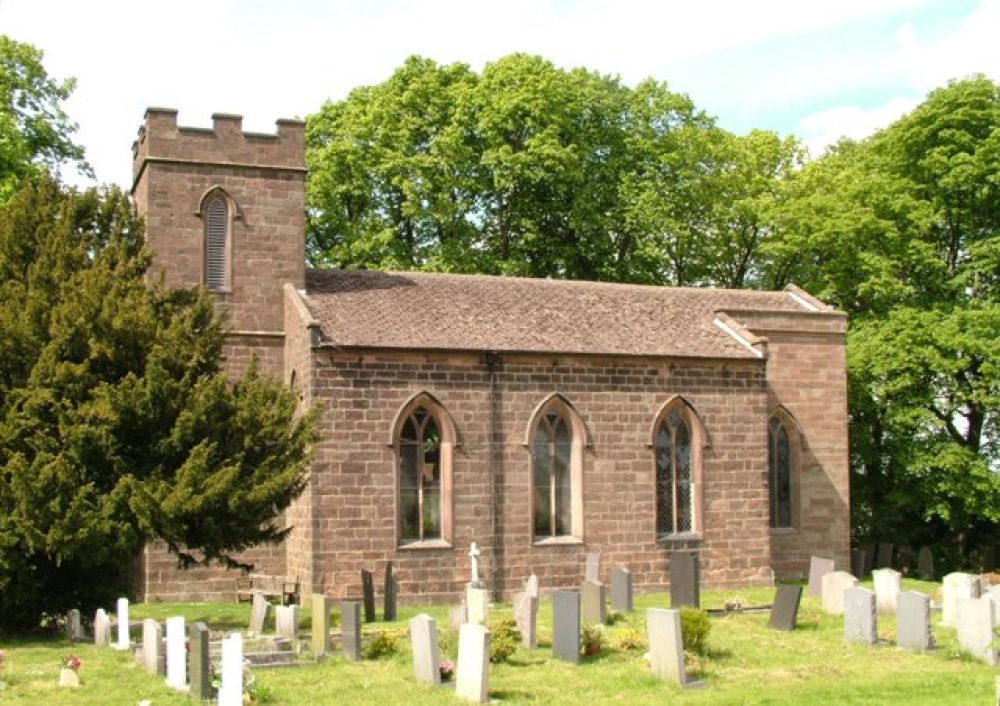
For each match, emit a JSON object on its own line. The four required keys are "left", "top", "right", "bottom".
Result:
{"left": 235, "top": 574, "right": 300, "bottom": 605}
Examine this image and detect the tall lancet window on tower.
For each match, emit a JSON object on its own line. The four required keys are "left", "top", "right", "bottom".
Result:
{"left": 203, "top": 194, "right": 231, "bottom": 290}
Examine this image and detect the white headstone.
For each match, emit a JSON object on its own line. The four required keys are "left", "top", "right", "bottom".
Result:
{"left": 116, "top": 597, "right": 130, "bottom": 650}
{"left": 409, "top": 614, "right": 441, "bottom": 685}
{"left": 275, "top": 604, "right": 300, "bottom": 639}
{"left": 94, "top": 608, "right": 111, "bottom": 647}
{"left": 585, "top": 552, "right": 600, "bottom": 583}
{"left": 956, "top": 595, "right": 997, "bottom": 665}
{"left": 468, "top": 542, "right": 482, "bottom": 587}
{"left": 249, "top": 592, "right": 271, "bottom": 634}
{"left": 456, "top": 622, "right": 490, "bottom": 704}
{"left": 942, "top": 572, "right": 983, "bottom": 627}
{"left": 872, "top": 568, "right": 902, "bottom": 614}
{"left": 218, "top": 633, "right": 244, "bottom": 706}
{"left": 821, "top": 571, "right": 859, "bottom": 615}
{"left": 647, "top": 608, "right": 687, "bottom": 685}
{"left": 165, "top": 616, "right": 187, "bottom": 689}
{"left": 141, "top": 619, "right": 163, "bottom": 675}
{"left": 466, "top": 586, "right": 490, "bottom": 626}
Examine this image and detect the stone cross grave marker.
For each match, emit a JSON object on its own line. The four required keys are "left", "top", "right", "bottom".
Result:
{"left": 188, "top": 621, "right": 211, "bottom": 701}
{"left": 410, "top": 614, "right": 442, "bottom": 686}
{"left": 312, "top": 594, "right": 331, "bottom": 657}
{"left": 166, "top": 616, "right": 186, "bottom": 690}
{"left": 610, "top": 567, "right": 633, "bottom": 613}
{"left": 585, "top": 552, "right": 600, "bottom": 583}
{"left": 384, "top": 561, "right": 398, "bottom": 621}
{"left": 896, "top": 591, "right": 933, "bottom": 652}
{"left": 468, "top": 542, "right": 483, "bottom": 587}
{"left": 956, "top": 595, "right": 997, "bottom": 666}
{"left": 875, "top": 542, "right": 894, "bottom": 569}
{"left": 467, "top": 586, "right": 490, "bottom": 625}
{"left": 647, "top": 608, "right": 690, "bottom": 686}
{"left": 217, "top": 633, "right": 244, "bottom": 706}
{"left": 456, "top": 623, "right": 490, "bottom": 704}
{"left": 769, "top": 585, "right": 803, "bottom": 631}
{"left": 116, "top": 597, "right": 131, "bottom": 650}
{"left": 552, "top": 589, "right": 581, "bottom": 664}
{"left": 341, "top": 600, "right": 362, "bottom": 662}
{"left": 873, "top": 568, "right": 902, "bottom": 614}
{"left": 249, "top": 591, "right": 271, "bottom": 634}
{"left": 807, "top": 556, "right": 835, "bottom": 598}
{"left": 942, "top": 572, "right": 983, "bottom": 627}
{"left": 670, "top": 552, "right": 700, "bottom": 608}
{"left": 821, "top": 571, "right": 858, "bottom": 615}
{"left": 66, "top": 609, "right": 83, "bottom": 642}
{"left": 94, "top": 608, "right": 111, "bottom": 647}
{"left": 581, "top": 580, "right": 606, "bottom": 625}
{"left": 843, "top": 586, "right": 878, "bottom": 645}
{"left": 917, "top": 547, "right": 934, "bottom": 581}
{"left": 361, "top": 569, "right": 376, "bottom": 623}
{"left": 141, "top": 619, "right": 163, "bottom": 676}
{"left": 276, "top": 604, "right": 300, "bottom": 640}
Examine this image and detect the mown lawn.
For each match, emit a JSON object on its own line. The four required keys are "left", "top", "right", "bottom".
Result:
{"left": 0, "top": 580, "right": 994, "bottom": 705}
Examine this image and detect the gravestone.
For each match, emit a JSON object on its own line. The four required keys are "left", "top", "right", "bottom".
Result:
{"left": 873, "top": 568, "right": 902, "bottom": 614}
{"left": 821, "top": 571, "right": 858, "bottom": 615}
{"left": 341, "top": 600, "right": 362, "bottom": 662}
{"left": 361, "top": 569, "right": 376, "bottom": 622}
{"left": 141, "top": 619, "right": 164, "bottom": 676}
{"left": 94, "top": 608, "right": 111, "bottom": 647}
{"left": 450, "top": 604, "right": 467, "bottom": 632}
{"left": 275, "top": 604, "right": 300, "bottom": 640}
{"left": 515, "top": 590, "right": 539, "bottom": 649}
{"left": 669, "top": 552, "right": 700, "bottom": 608}
{"left": 585, "top": 552, "right": 600, "bottom": 583}
{"left": 552, "top": 589, "right": 581, "bottom": 664}
{"left": 218, "top": 633, "right": 244, "bottom": 706}
{"left": 850, "top": 548, "right": 867, "bottom": 579}
{"left": 466, "top": 586, "right": 490, "bottom": 625}
{"left": 166, "top": 615, "right": 186, "bottom": 690}
{"left": 875, "top": 542, "right": 894, "bottom": 569}
{"left": 862, "top": 543, "right": 875, "bottom": 576}
{"left": 249, "top": 592, "right": 271, "bottom": 634}
{"left": 769, "top": 585, "right": 803, "bottom": 631}
{"left": 895, "top": 545, "right": 914, "bottom": 575}
{"left": 647, "top": 608, "right": 688, "bottom": 685}
{"left": 66, "top": 609, "right": 83, "bottom": 642}
{"left": 807, "top": 556, "right": 835, "bottom": 598}
{"left": 409, "top": 614, "right": 442, "bottom": 686}
{"left": 917, "top": 547, "right": 934, "bottom": 581}
{"left": 384, "top": 562, "right": 398, "bottom": 621}
{"left": 956, "top": 595, "right": 997, "bottom": 665}
{"left": 843, "top": 586, "right": 878, "bottom": 645}
{"left": 467, "top": 541, "right": 483, "bottom": 587}
{"left": 188, "top": 621, "right": 211, "bottom": 701}
{"left": 610, "top": 567, "right": 633, "bottom": 613}
{"left": 942, "top": 572, "right": 983, "bottom": 627}
{"left": 456, "top": 623, "right": 490, "bottom": 704}
{"left": 581, "top": 580, "right": 606, "bottom": 625}
{"left": 116, "top": 597, "right": 131, "bottom": 650}
{"left": 896, "top": 591, "right": 933, "bottom": 652}
{"left": 312, "top": 594, "right": 331, "bottom": 656}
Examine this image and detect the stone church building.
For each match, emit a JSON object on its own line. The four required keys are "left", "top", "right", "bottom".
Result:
{"left": 130, "top": 108, "right": 849, "bottom": 604}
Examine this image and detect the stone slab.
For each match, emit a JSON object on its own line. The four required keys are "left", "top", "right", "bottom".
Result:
{"left": 669, "top": 552, "right": 700, "bottom": 608}
{"left": 807, "top": 556, "right": 835, "bottom": 598}
{"left": 552, "top": 589, "right": 581, "bottom": 664}
{"left": 410, "top": 614, "right": 442, "bottom": 685}
{"left": 844, "top": 586, "right": 877, "bottom": 645}
{"left": 896, "top": 591, "right": 933, "bottom": 652}
{"left": 769, "top": 585, "right": 803, "bottom": 631}
{"left": 456, "top": 623, "right": 490, "bottom": 704}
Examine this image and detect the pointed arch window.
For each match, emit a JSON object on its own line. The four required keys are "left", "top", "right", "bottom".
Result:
{"left": 528, "top": 396, "right": 586, "bottom": 542}
{"left": 395, "top": 396, "right": 455, "bottom": 547}
{"left": 653, "top": 399, "right": 704, "bottom": 538}
{"left": 768, "top": 416, "right": 794, "bottom": 529}
{"left": 204, "top": 195, "right": 230, "bottom": 290}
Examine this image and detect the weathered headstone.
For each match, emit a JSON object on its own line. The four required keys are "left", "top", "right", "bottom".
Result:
{"left": 769, "top": 585, "right": 803, "bottom": 631}
{"left": 956, "top": 595, "right": 997, "bottom": 665}
{"left": 669, "top": 552, "right": 700, "bottom": 608}
{"left": 552, "top": 589, "right": 581, "bottom": 664}
{"left": 466, "top": 586, "right": 490, "bottom": 625}
{"left": 361, "top": 568, "right": 376, "bottom": 623}
{"left": 116, "top": 597, "right": 131, "bottom": 650}
{"left": 275, "top": 604, "right": 300, "bottom": 640}
{"left": 821, "top": 571, "right": 858, "bottom": 615}
{"left": 647, "top": 608, "right": 688, "bottom": 685}
{"left": 862, "top": 543, "right": 875, "bottom": 576}
{"left": 875, "top": 542, "right": 894, "bottom": 569}
{"left": 807, "top": 556, "right": 835, "bottom": 598}
{"left": 916, "top": 547, "right": 934, "bottom": 581}
{"left": 312, "top": 593, "right": 331, "bottom": 656}
{"left": 843, "top": 586, "right": 878, "bottom": 645}
{"left": 581, "top": 580, "right": 606, "bottom": 625}
{"left": 217, "top": 633, "right": 244, "bottom": 706}
{"left": 409, "top": 614, "right": 442, "bottom": 686}
{"left": 341, "top": 600, "right": 362, "bottom": 662}
{"left": 94, "top": 608, "right": 111, "bottom": 647}
{"left": 66, "top": 609, "right": 83, "bottom": 642}
{"left": 456, "top": 623, "right": 490, "bottom": 704}
{"left": 585, "top": 552, "right": 600, "bottom": 583}
{"left": 942, "top": 572, "right": 983, "bottom": 627}
{"left": 610, "top": 567, "right": 633, "bottom": 613}
{"left": 450, "top": 604, "right": 467, "bottom": 632}
{"left": 188, "top": 621, "right": 211, "bottom": 701}
{"left": 850, "top": 548, "right": 867, "bottom": 579}
{"left": 895, "top": 545, "right": 914, "bottom": 575}
{"left": 384, "top": 561, "right": 398, "bottom": 621}
{"left": 166, "top": 615, "right": 186, "bottom": 690}
{"left": 515, "top": 590, "right": 538, "bottom": 649}
{"left": 873, "top": 568, "right": 902, "bottom": 614}
{"left": 896, "top": 591, "right": 933, "bottom": 652}
{"left": 141, "top": 619, "right": 164, "bottom": 675}
{"left": 249, "top": 591, "right": 271, "bottom": 634}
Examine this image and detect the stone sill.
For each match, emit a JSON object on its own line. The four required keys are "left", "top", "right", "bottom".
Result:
{"left": 532, "top": 536, "right": 584, "bottom": 548}
{"left": 398, "top": 539, "right": 452, "bottom": 551}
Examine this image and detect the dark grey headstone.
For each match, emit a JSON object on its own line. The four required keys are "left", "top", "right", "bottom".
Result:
{"left": 875, "top": 542, "right": 894, "bottom": 569}
{"left": 341, "top": 600, "right": 362, "bottom": 661}
{"left": 807, "top": 556, "right": 835, "bottom": 598}
{"left": 361, "top": 569, "right": 376, "bottom": 623}
{"left": 384, "top": 562, "right": 398, "bottom": 622}
{"left": 552, "top": 589, "right": 581, "bottom": 664}
{"left": 896, "top": 591, "right": 933, "bottom": 652}
{"left": 610, "top": 567, "right": 633, "bottom": 613}
{"left": 769, "top": 585, "right": 803, "bottom": 631}
{"left": 850, "top": 548, "right": 867, "bottom": 579}
{"left": 581, "top": 580, "right": 606, "bottom": 625}
{"left": 669, "top": 553, "right": 700, "bottom": 608}
{"left": 917, "top": 547, "right": 935, "bottom": 581}
{"left": 844, "top": 586, "right": 878, "bottom": 645}
{"left": 188, "top": 621, "right": 211, "bottom": 701}
{"left": 895, "top": 545, "right": 914, "bottom": 575}
{"left": 862, "top": 544, "right": 875, "bottom": 576}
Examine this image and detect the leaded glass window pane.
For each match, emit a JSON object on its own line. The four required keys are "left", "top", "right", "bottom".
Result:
{"left": 533, "top": 406, "right": 574, "bottom": 539}
{"left": 769, "top": 419, "right": 792, "bottom": 528}
{"left": 656, "top": 409, "right": 694, "bottom": 535}
{"left": 399, "top": 406, "right": 443, "bottom": 542}
{"left": 655, "top": 420, "right": 673, "bottom": 535}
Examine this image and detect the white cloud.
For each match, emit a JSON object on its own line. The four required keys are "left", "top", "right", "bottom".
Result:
{"left": 798, "top": 97, "right": 920, "bottom": 156}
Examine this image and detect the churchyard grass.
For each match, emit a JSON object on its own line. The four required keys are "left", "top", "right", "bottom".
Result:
{"left": 0, "top": 580, "right": 994, "bottom": 704}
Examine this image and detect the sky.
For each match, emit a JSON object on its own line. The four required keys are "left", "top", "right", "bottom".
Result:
{"left": 2, "top": 0, "right": 998, "bottom": 190}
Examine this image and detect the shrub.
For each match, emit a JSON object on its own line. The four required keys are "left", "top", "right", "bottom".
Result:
{"left": 487, "top": 616, "right": 521, "bottom": 664}
{"left": 610, "top": 625, "right": 645, "bottom": 651}
{"left": 363, "top": 630, "right": 401, "bottom": 659}
{"left": 581, "top": 623, "right": 607, "bottom": 656}
{"left": 679, "top": 607, "right": 711, "bottom": 656}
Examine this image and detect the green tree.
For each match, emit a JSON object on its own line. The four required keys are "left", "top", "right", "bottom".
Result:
{"left": 0, "top": 175, "right": 317, "bottom": 632}
{"left": 0, "top": 36, "right": 88, "bottom": 199}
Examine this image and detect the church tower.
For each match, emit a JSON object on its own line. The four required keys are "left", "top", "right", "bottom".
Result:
{"left": 131, "top": 108, "right": 306, "bottom": 375}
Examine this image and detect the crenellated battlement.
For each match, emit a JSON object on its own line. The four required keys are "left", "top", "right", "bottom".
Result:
{"left": 131, "top": 107, "right": 305, "bottom": 191}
